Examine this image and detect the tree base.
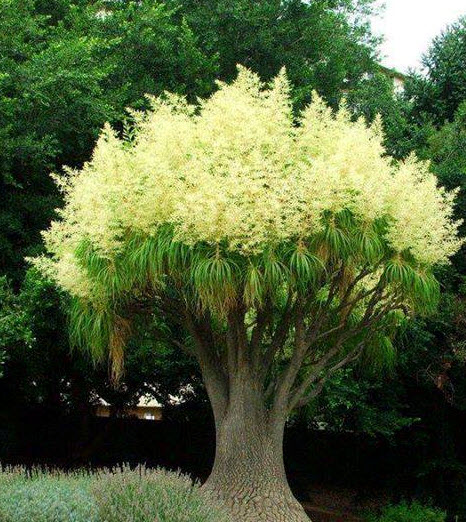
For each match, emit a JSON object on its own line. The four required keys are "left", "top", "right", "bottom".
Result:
{"left": 203, "top": 480, "right": 310, "bottom": 522}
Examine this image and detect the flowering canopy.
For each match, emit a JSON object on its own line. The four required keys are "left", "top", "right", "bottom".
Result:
{"left": 36, "top": 67, "right": 462, "bottom": 368}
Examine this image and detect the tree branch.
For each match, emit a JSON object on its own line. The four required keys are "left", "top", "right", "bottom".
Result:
{"left": 290, "top": 344, "right": 364, "bottom": 410}
{"left": 261, "top": 292, "right": 295, "bottom": 378}
{"left": 250, "top": 302, "right": 272, "bottom": 370}
{"left": 183, "top": 310, "right": 229, "bottom": 423}
{"left": 271, "top": 302, "right": 309, "bottom": 418}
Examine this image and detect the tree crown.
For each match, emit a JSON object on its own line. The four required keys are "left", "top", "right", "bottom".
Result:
{"left": 36, "top": 67, "right": 462, "bottom": 367}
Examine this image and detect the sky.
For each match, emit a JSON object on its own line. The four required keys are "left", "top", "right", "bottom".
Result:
{"left": 371, "top": 0, "right": 466, "bottom": 73}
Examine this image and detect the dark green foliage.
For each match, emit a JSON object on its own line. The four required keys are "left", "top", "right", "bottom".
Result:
{"left": 303, "top": 368, "right": 417, "bottom": 438}
{"left": 0, "top": 1, "right": 117, "bottom": 279}
{"left": 0, "top": 277, "right": 33, "bottom": 373}
{"left": 0, "top": 268, "right": 98, "bottom": 446}
{"left": 367, "top": 501, "right": 446, "bottom": 522}
{"left": 65, "top": 0, "right": 217, "bottom": 113}
{"left": 392, "top": 294, "right": 466, "bottom": 517}
{"left": 427, "top": 101, "right": 466, "bottom": 275}
{"left": 430, "top": 101, "right": 466, "bottom": 184}
{"left": 0, "top": 265, "right": 196, "bottom": 387}
{"left": 168, "top": 0, "right": 379, "bottom": 107}
{"left": 342, "top": 24, "right": 466, "bottom": 510}
{"left": 402, "top": 35, "right": 466, "bottom": 519}
{"left": 413, "top": 17, "right": 466, "bottom": 125}
{"left": 0, "top": 267, "right": 203, "bottom": 465}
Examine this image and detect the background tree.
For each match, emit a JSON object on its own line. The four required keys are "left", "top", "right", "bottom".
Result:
{"left": 169, "top": 0, "right": 379, "bottom": 107}
{"left": 345, "top": 70, "right": 426, "bottom": 160}
{"left": 37, "top": 69, "right": 460, "bottom": 522}
{"left": 409, "top": 16, "right": 466, "bottom": 126}
{"left": 0, "top": 0, "right": 110, "bottom": 279}
{"left": 345, "top": 17, "right": 466, "bottom": 515}
{"left": 0, "top": 277, "right": 33, "bottom": 381}
{"left": 0, "top": 0, "right": 218, "bottom": 457}
{"left": 0, "top": 266, "right": 202, "bottom": 463}
{"left": 0, "top": 0, "right": 216, "bottom": 282}
{"left": 64, "top": 0, "right": 217, "bottom": 114}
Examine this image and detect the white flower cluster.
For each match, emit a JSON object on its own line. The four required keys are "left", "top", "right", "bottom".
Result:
{"left": 39, "top": 67, "right": 462, "bottom": 299}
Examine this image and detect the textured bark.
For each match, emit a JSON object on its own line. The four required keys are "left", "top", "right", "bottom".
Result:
{"left": 202, "top": 368, "right": 310, "bottom": 522}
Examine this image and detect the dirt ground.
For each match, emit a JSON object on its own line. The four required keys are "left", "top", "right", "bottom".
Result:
{"left": 301, "top": 484, "right": 388, "bottom": 521}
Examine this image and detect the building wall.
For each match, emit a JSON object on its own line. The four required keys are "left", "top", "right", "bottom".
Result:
{"left": 95, "top": 405, "right": 163, "bottom": 421}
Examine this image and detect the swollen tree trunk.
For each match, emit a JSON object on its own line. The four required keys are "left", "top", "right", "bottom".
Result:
{"left": 202, "top": 368, "right": 310, "bottom": 522}
{"left": 177, "top": 255, "right": 396, "bottom": 520}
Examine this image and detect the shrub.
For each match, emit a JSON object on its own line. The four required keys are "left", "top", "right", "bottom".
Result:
{"left": 0, "top": 465, "right": 29, "bottom": 487}
{"left": 0, "top": 468, "right": 97, "bottom": 522}
{"left": 91, "top": 465, "right": 229, "bottom": 522}
{"left": 368, "top": 501, "right": 447, "bottom": 522}
{"left": 0, "top": 465, "right": 229, "bottom": 522}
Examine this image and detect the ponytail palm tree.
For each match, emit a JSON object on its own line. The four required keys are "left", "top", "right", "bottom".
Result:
{"left": 37, "top": 67, "right": 461, "bottom": 522}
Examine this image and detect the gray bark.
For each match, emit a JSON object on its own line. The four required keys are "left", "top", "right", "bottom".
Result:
{"left": 202, "top": 367, "right": 310, "bottom": 522}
